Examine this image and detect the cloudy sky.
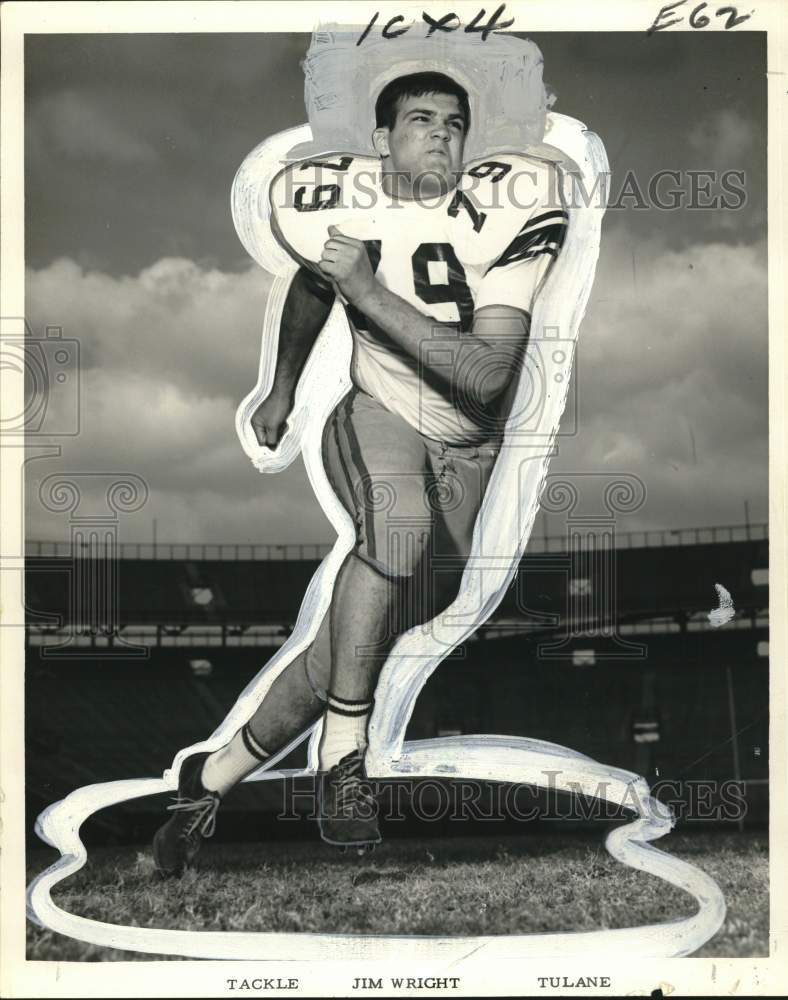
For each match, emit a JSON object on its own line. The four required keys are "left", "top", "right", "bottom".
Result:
{"left": 23, "top": 31, "right": 767, "bottom": 546}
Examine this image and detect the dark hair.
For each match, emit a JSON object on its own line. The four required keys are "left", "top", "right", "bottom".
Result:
{"left": 374, "top": 72, "right": 470, "bottom": 133}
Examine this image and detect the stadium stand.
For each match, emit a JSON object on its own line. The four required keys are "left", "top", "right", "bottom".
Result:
{"left": 22, "top": 538, "right": 767, "bottom": 634}
{"left": 24, "top": 525, "right": 769, "bottom": 841}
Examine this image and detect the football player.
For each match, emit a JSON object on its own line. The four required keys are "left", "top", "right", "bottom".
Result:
{"left": 153, "top": 71, "right": 567, "bottom": 874}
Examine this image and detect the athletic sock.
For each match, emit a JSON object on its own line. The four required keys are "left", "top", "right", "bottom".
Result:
{"left": 200, "top": 723, "right": 270, "bottom": 797}
{"left": 318, "top": 692, "right": 374, "bottom": 771}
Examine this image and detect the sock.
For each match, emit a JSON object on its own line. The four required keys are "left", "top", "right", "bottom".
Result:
{"left": 318, "top": 692, "right": 374, "bottom": 771}
{"left": 201, "top": 723, "right": 270, "bottom": 797}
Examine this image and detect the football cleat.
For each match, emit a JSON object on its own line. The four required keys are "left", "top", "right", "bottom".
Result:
{"left": 317, "top": 749, "right": 382, "bottom": 849}
{"left": 152, "top": 752, "right": 220, "bottom": 877}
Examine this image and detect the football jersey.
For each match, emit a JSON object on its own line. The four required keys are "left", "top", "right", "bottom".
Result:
{"left": 270, "top": 151, "right": 567, "bottom": 443}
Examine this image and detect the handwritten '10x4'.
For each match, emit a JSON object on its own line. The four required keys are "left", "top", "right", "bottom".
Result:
{"left": 357, "top": 4, "right": 515, "bottom": 46}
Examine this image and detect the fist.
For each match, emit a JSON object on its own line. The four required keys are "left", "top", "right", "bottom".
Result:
{"left": 251, "top": 390, "right": 292, "bottom": 450}
{"left": 318, "top": 225, "right": 377, "bottom": 307}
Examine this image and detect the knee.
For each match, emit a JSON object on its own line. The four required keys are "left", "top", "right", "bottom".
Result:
{"left": 355, "top": 550, "right": 417, "bottom": 581}
{"left": 303, "top": 645, "right": 330, "bottom": 702}
{"left": 357, "top": 526, "right": 431, "bottom": 580}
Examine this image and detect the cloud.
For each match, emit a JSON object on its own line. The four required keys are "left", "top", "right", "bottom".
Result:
{"left": 27, "top": 90, "right": 160, "bottom": 165}
{"left": 22, "top": 235, "right": 768, "bottom": 546}
{"left": 23, "top": 365, "right": 330, "bottom": 547}
{"left": 547, "top": 232, "right": 768, "bottom": 530}
{"left": 26, "top": 257, "right": 274, "bottom": 401}
{"left": 23, "top": 256, "right": 334, "bottom": 547}
{"left": 688, "top": 108, "right": 757, "bottom": 168}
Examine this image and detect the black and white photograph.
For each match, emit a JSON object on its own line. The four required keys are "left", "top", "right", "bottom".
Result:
{"left": 0, "top": 1, "right": 785, "bottom": 996}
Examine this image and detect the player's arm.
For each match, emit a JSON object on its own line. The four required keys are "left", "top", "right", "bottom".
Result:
{"left": 251, "top": 267, "right": 335, "bottom": 449}
{"left": 319, "top": 228, "right": 530, "bottom": 411}
{"left": 360, "top": 289, "right": 527, "bottom": 409}
{"left": 320, "top": 159, "right": 567, "bottom": 412}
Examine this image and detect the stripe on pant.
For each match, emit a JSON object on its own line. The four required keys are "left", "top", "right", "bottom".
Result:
{"left": 339, "top": 391, "right": 378, "bottom": 563}
{"left": 329, "top": 393, "right": 361, "bottom": 534}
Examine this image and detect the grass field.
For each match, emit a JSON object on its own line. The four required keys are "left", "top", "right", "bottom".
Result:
{"left": 26, "top": 830, "right": 768, "bottom": 961}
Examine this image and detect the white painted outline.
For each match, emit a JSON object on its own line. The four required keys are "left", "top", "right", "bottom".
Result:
{"left": 26, "top": 112, "right": 727, "bottom": 959}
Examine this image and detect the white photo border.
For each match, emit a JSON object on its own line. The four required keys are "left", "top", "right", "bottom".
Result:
{"left": 1, "top": 1, "right": 785, "bottom": 997}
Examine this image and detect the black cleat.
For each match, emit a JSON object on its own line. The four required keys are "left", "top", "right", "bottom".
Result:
{"left": 152, "top": 753, "right": 220, "bottom": 877}
{"left": 317, "top": 750, "right": 382, "bottom": 849}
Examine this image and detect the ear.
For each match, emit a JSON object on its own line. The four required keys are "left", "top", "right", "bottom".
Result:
{"left": 372, "top": 127, "right": 390, "bottom": 158}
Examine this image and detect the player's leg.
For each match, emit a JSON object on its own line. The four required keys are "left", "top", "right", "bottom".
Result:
{"left": 153, "top": 617, "right": 333, "bottom": 875}
{"left": 318, "top": 390, "right": 432, "bottom": 765}
{"left": 200, "top": 647, "right": 327, "bottom": 796}
{"left": 316, "top": 390, "right": 433, "bottom": 846}
{"left": 316, "top": 552, "right": 408, "bottom": 763}
{"left": 425, "top": 437, "right": 501, "bottom": 621}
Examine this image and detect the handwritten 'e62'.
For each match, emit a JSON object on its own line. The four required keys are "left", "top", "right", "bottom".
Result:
{"left": 648, "top": 1, "right": 753, "bottom": 34}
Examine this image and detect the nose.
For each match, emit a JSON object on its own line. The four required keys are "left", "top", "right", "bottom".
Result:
{"left": 431, "top": 121, "right": 450, "bottom": 141}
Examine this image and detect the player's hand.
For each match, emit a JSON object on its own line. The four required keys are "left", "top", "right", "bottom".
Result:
{"left": 251, "top": 389, "right": 292, "bottom": 450}
{"left": 318, "top": 225, "right": 377, "bottom": 308}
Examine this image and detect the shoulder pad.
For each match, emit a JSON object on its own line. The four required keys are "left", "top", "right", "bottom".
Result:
{"left": 462, "top": 151, "right": 559, "bottom": 190}
{"left": 270, "top": 154, "right": 378, "bottom": 266}
{"left": 459, "top": 153, "right": 567, "bottom": 270}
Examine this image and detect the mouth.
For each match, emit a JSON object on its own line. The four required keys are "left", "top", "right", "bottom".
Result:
{"left": 427, "top": 148, "right": 449, "bottom": 158}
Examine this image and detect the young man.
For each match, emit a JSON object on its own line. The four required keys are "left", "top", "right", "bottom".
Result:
{"left": 153, "top": 72, "right": 567, "bottom": 874}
